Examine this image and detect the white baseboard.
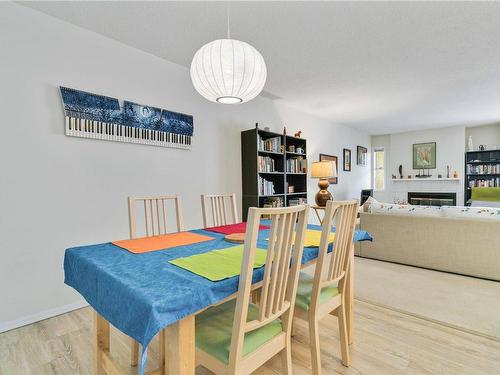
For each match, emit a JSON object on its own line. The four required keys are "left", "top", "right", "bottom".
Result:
{"left": 0, "top": 300, "right": 89, "bottom": 333}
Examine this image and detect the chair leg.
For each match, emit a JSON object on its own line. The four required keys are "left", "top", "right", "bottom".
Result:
{"left": 291, "top": 318, "right": 296, "bottom": 337}
{"left": 131, "top": 339, "right": 139, "bottom": 367}
{"left": 308, "top": 316, "right": 322, "bottom": 375}
{"left": 281, "top": 337, "right": 293, "bottom": 375}
{"left": 338, "top": 302, "right": 351, "bottom": 367}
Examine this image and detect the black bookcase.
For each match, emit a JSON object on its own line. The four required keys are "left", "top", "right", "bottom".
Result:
{"left": 241, "top": 126, "right": 308, "bottom": 220}
{"left": 464, "top": 149, "right": 500, "bottom": 205}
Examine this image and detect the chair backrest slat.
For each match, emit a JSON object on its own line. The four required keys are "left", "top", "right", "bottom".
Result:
{"left": 228, "top": 205, "right": 309, "bottom": 368}
{"left": 311, "top": 200, "right": 359, "bottom": 309}
{"left": 128, "top": 195, "right": 183, "bottom": 238}
{"left": 201, "top": 193, "right": 239, "bottom": 228}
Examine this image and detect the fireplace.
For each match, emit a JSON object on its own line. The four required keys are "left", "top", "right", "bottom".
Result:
{"left": 408, "top": 192, "right": 456, "bottom": 206}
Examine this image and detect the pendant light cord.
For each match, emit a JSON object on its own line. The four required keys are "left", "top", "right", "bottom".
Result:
{"left": 226, "top": 1, "right": 231, "bottom": 39}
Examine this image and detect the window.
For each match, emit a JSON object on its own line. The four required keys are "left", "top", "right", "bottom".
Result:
{"left": 373, "top": 148, "right": 385, "bottom": 191}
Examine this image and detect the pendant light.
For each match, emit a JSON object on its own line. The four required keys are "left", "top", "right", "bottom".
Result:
{"left": 190, "top": 4, "right": 267, "bottom": 104}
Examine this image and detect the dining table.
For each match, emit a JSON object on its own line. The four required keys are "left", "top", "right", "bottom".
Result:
{"left": 64, "top": 221, "right": 372, "bottom": 375}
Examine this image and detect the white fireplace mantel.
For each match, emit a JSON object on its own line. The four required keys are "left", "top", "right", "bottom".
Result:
{"left": 392, "top": 178, "right": 460, "bottom": 182}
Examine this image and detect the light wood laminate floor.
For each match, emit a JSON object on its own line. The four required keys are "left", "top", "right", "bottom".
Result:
{"left": 1, "top": 300, "right": 499, "bottom": 375}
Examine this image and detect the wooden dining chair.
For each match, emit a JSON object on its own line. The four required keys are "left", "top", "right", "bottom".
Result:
{"left": 127, "top": 195, "right": 183, "bottom": 370}
{"left": 195, "top": 205, "right": 309, "bottom": 374}
{"left": 293, "top": 200, "right": 359, "bottom": 374}
{"left": 200, "top": 193, "right": 239, "bottom": 228}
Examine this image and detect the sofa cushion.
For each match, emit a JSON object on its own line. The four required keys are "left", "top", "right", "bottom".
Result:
{"left": 359, "top": 196, "right": 378, "bottom": 213}
{"left": 369, "top": 202, "right": 443, "bottom": 217}
{"left": 440, "top": 206, "right": 500, "bottom": 220}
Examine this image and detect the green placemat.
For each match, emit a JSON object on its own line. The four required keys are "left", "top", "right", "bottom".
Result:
{"left": 169, "top": 245, "right": 268, "bottom": 281}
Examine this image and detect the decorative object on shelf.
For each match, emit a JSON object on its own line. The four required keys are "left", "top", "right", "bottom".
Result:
{"left": 319, "top": 154, "right": 338, "bottom": 184}
{"left": 264, "top": 126, "right": 270, "bottom": 132}
{"left": 357, "top": 146, "right": 368, "bottom": 166}
{"left": 413, "top": 142, "right": 436, "bottom": 169}
{"left": 399, "top": 165, "right": 403, "bottom": 179}
{"left": 415, "top": 168, "right": 432, "bottom": 178}
{"left": 60, "top": 87, "right": 193, "bottom": 149}
{"left": 343, "top": 148, "right": 351, "bottom": 171}
{"left": 190, "top": 4, "right": 266, "bottom": 104}
{"left": 453, "top": 170, "right": 459, "bottom": 178}
{"left": 296, "top": 147, "right": 304, "bottom": 154}
{"left": 416, "top": 168, "right": 432, "bottom": 178}
{"left": 479, "top": 145, "right": 486, "bottom": 151}
{"left": 407, "top": 175, "right": 412, "bottom": 179}
{"left": 438, "top": 174, "right": 443, "bottom": 178}
{"left": 294, "top": 131, "right": 302, "bottom": 138}
{"left": 468, "top": 136, "right": 474, "bottom": 152}
{"left": 283, "top": 126, "right": 287, "bottom": 135}
{"left": 288, "top": 145, "right": 296, "bottom": 153}
{"left": 447, "top": 165, "right": 450, "bottom": 178}
{"left": 392, "top": 174, "right": 397, "bottom": 179}
{"left": 288, "top": 185, "right": 295, "bottom": 193}
{"left": 311, "top": 160, "right": 336, "bottom": 206}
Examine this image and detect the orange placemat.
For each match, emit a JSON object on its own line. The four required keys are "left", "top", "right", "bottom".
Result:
{"left": 112, "top": 232, "right": 215, "bottom": 254}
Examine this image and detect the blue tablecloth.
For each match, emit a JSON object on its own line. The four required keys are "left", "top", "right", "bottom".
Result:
{"left": 64, "top": 222, "right": 371, "bottom": 372}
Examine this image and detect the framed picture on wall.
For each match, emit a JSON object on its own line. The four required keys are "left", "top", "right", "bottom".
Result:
{"left": 319, "top": 153, "right": 338, "bottom": 184}
{"left": 343, "top": 148, "right": 351, "bottom": 171}
{"left": 413, "top": 142, "right": 436, "bottom": 169}
{"left": 357, "top": 146, "right": 367, "bottom": 166}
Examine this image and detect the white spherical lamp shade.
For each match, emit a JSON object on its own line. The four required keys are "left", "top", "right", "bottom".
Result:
{"left": 190, "top": 39, "right": 267, "bottom": 104}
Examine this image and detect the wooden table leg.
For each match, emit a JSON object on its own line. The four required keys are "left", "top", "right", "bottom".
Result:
{"left": 165, "top": 315, "right": 195, "bottom": 375}
{"left": 345, "top": 244, "right": 354, "bottom": 345}
{"left": 93, "top": 310, "right": 110, "bottom": 375}
{"left": 159, "top": 329, "right": 166, "bottom": 375}
{"left": 131, "top": 340, "right": 139, "bottom": 366}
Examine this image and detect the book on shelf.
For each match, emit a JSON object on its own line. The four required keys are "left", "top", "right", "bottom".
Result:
{"left": 286, "top": 156, "right": 307, "bottom": 173}
{"left": 262, "top": 196, "right": 284, "bottom": 208}
{"left": 466, "top": 163, "right": 500, "bottom": 174}
{"left": 258, "top": 176, "right": 276, "bottom": 195}
{"left": 258, "top": 155, "right": 277, "bottom": 172}
{"left": 258, "top": 135, "right": 282, "bottom": 153}
{"left": 468, "top": 177, "right": 500, "bottom": 188}
{"left": 288, "top": 197, "right": 307, "bottom": 206}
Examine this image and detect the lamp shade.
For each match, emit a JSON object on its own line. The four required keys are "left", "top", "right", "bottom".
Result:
{"left": 190, "top": 39, "right": 267, "bottom": 104}
{"left": 311, "top": 161, "right": 337, "bottom": 179}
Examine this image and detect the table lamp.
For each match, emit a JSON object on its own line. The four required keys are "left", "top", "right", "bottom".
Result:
{"left": 311, "top": 160, "right": 337, "bottom": 206}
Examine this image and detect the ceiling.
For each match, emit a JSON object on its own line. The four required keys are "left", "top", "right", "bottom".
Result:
{"left": 22, "top": 1, "right": 500, "bottom": 135}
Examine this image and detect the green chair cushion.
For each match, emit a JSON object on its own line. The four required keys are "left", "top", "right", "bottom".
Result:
{"left": 195, "top": 299, "right": 283, "bottom": 364}
{"left": 295, "top": 272, "right": 339, "bottom": 311}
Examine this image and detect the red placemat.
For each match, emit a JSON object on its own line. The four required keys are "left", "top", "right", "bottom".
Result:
{"left": 204, "top": 222, "right": 270, "bottom": 235}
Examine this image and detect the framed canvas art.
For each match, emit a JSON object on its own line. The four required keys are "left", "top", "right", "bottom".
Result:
{"left": 319, "top": 153, "right": 338, "bottom": 184}
{"left": 343, "top": 148, "right": 351, "bottom": 171}
{"left": 357, "top": 146, "right": 367, "bottom": 166}
{"left": 413, "top": 142, "right": 436, "bottom": 169}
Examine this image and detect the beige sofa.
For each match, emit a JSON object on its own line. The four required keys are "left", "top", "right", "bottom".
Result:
{"left": 356, "top": 211, "right": 500, "bottom": 281}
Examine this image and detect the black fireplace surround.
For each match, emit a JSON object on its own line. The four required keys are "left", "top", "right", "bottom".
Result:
{"left": 408, "top": 192, "right": 456, "bottom": 206}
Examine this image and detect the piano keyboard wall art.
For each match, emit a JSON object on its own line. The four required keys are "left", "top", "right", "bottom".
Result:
{"left": 60, "top": 87, "right": 193, "bottom": 149}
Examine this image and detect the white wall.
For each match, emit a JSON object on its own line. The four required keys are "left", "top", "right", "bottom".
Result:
{"left": 465, "top": 123, "right": 500, "bottom": 151}
{"left": 0, "top": 3, "right": 370, "bottom": 330}
{"left": 372, "top": 126, "right": 465, "bottom": 204}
